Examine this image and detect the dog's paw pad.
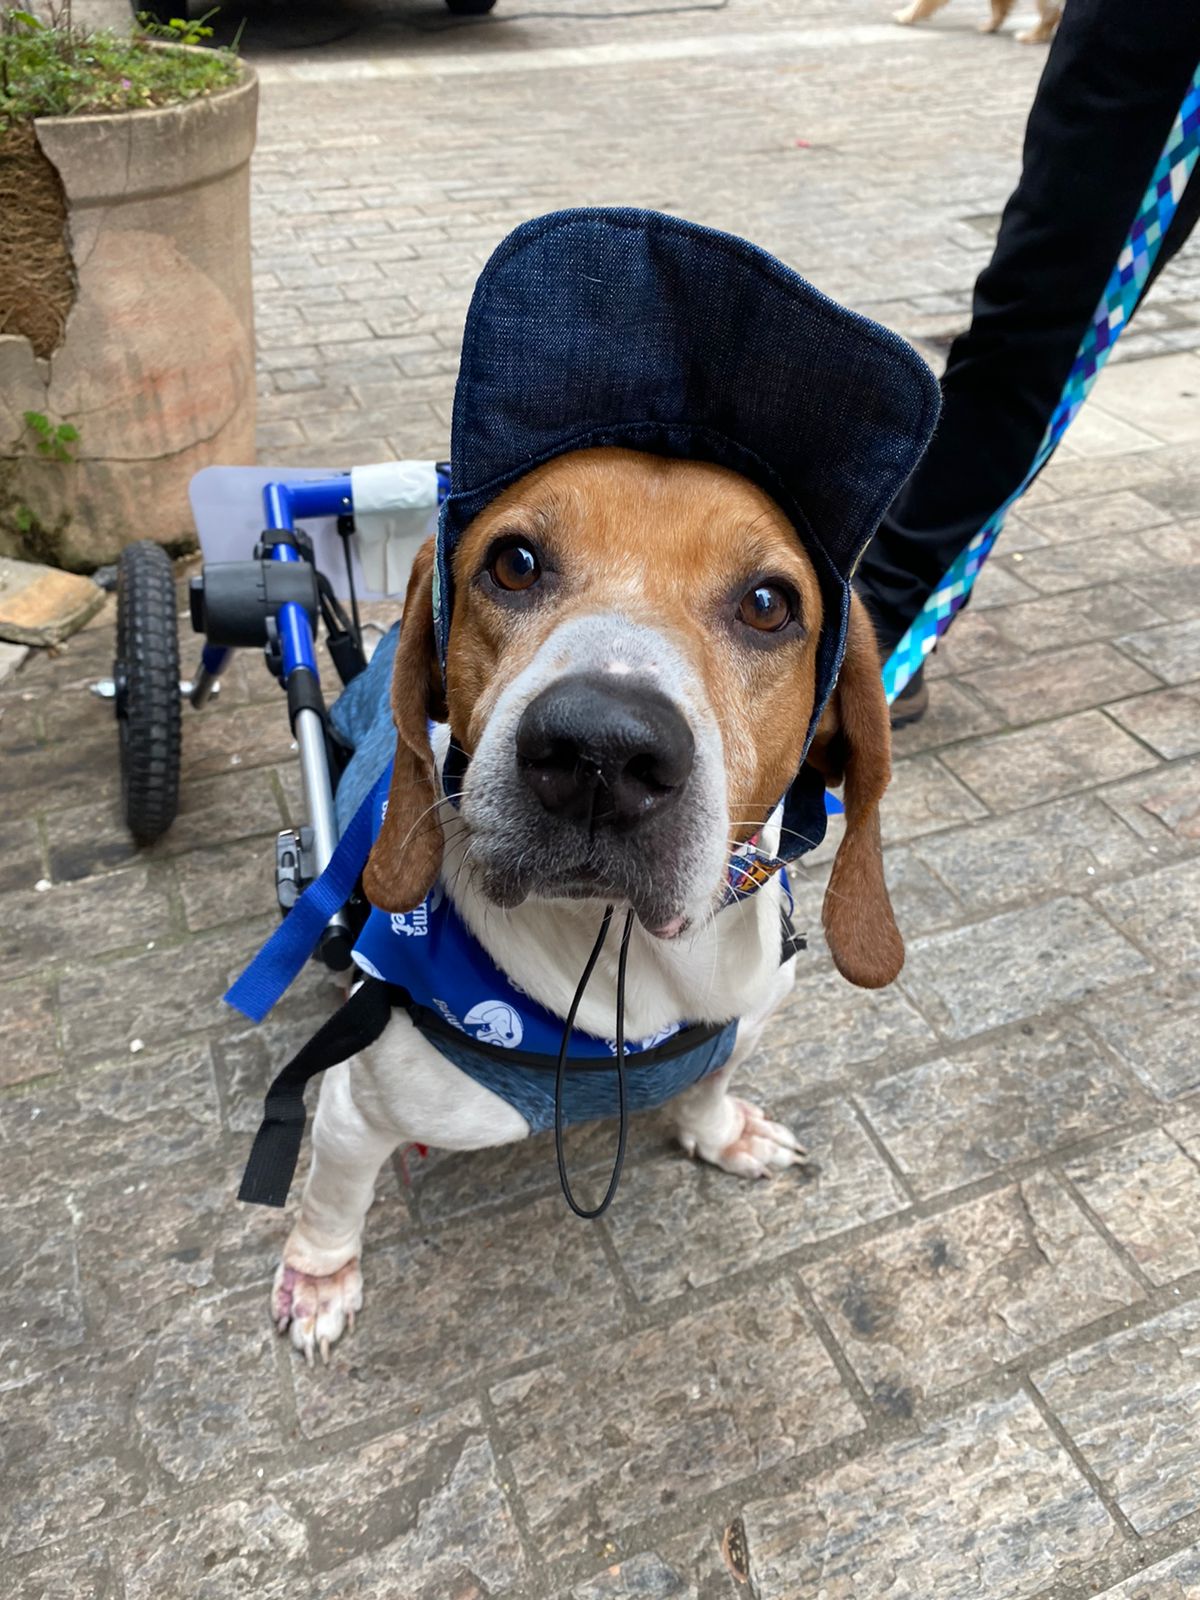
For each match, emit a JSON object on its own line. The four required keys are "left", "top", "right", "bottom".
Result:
{"left": 272, "top": 1258, "right": 363, "bottom": 1365}
{"left": 714, "top": 1098, "right": 807, "bottom": 1180}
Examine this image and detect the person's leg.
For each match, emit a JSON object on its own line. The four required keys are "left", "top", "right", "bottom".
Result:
{"left": 857, "top": 0, "right": 1200, "bottom": 660}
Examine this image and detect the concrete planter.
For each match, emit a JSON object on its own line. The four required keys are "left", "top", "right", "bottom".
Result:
{"left": 0, "top": 59, "right": 258, "bottom": 570}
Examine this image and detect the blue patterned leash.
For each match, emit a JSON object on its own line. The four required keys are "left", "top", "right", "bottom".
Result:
{"left": 883, "top": 65, "right": 1200, "bottom": 702}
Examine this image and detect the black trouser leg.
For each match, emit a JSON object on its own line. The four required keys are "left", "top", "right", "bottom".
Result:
{"left": 856, "top": 0, "right": 1200, "bottom": 657}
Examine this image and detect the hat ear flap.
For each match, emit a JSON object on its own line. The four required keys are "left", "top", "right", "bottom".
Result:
{"left": 807, "top": 593, "right": 904, "bottom": 988}
{"left": 362, "top": 538, "right": 446, "bottom": 914}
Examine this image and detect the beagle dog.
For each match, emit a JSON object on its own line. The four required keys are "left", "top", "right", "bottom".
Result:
{"left": 242, "top": 207, "right": 939, "bottom": 1362}
{"left": 271, "top": 446, "right": 901, "bottom": 1362}
{"left": 894, "top": 0, "right": 1061, "bottom": 44}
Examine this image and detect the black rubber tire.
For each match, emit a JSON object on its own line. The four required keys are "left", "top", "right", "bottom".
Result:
{"left": 445, "top": 0, "right": 497, "bottom": 13}
{"left": 115, "top": 541, "right": 182, "bottom": 844}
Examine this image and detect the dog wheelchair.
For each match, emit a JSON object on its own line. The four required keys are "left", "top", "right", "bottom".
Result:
{"left": 109, "top": 461, "right": 448, "bottom": 969}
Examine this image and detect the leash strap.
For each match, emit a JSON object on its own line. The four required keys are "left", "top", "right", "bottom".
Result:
{"left": 238, "top": 977, "right": 399, "bottom": 1207}
{"left": 883, "top": 66, "right": 1200, "bottom": 702}
{"left": 223, "top": 767, "right": 385, "bottom": 1023}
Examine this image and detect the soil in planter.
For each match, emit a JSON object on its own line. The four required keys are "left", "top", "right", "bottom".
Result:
{"left": 0, "top": 121, "right": 76, "bottom": 358}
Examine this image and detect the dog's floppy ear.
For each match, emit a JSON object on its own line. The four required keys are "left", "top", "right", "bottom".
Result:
{"left": 806, "top": 593, "right": 903, "bottom": 988}
{"left": 362, "top": 537, "right": 447, "bottom": 914}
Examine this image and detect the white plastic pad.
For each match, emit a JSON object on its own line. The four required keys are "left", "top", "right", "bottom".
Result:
{"left": 188, "top": 463, "right": 440, "bottom": 602}
{"left": 349, "top": 460, "right": 441, "bottom": 596}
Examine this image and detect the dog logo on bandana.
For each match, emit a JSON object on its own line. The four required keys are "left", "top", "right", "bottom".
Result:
{"left": 463, "top": 1000, "right": 524, "bottom": 1048}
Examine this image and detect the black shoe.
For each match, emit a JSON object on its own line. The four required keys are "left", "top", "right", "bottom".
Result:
{"left": 889, "top": 667, "right": 928, "bottom": 729}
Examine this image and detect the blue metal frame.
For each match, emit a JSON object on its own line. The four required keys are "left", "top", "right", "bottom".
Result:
{"left": 262, "top": 476, "right": 353, "bottom": 689}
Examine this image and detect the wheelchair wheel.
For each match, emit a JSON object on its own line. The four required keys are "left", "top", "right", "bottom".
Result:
{"left": 115, "top": 540, "right": 182, "bottom": 844}
{"left": 445, "top": 0, "right": 497, "bottom": 12}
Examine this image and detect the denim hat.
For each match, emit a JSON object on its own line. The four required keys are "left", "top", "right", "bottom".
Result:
{"left": 436, "top": 208, "right": 939, "bottom": 859}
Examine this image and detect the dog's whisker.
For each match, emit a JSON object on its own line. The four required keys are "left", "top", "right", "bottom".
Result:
{"left": 446, "top": 835, "right": 481, "bottom": 901}
{"left": 725, "top": 819, "right": 829, "bottom": 846}
{"left": 385, "top": 792, "right": 466, "bottom": 862}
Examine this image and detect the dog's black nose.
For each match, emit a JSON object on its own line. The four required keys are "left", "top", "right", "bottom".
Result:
{"left": 516, "top": 676, "right": 694, "bottom": 828}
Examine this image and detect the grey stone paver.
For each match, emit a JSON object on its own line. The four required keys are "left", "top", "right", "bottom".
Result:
{"left": 988, "top": 582, "right": 1168, "bottom": 653}
{"left": 1034, "top": 1302, "right": 1200, "bottom": 1536}
{"left": 1118, "top": 618, "right": 1200, "bottom": 685}
{"left": 1081, "top": 976, "right": 1200, "bottom": 1103}
{"left": 963, "top": 641, "right": 1161, "bottom": 725}
{"left": 899, "top": 896, "right": 1152, "bottom": 1041}
{"left": 1095, "top": 857, "right": 1200, "bottom": 969}
{"left": 887, "top": 674, "right": 1005, "bottom": 751}
{"left": 938, "top": 709, "right": 1158, "bottom": 811}
{"left": 1101, "top": 757, "right": 1200, "bottom": 851}
{"left": 3, "top": 0, "right": 1199, "bottom": 1595}
{"left": 878, "top": 750, "right": 989, "bottom": 841}
{"left": 1107, "top": 684, "right": 1200, "bottom": 760}
{"left": 859, "top": 1021, "right": 1151, "bottom": 1197}
{"left": 1095, "top": 1546, "right": 1200, "bottom": 1599}
{"left": 806, "top": 1171, "right": 1143, "bottom": 1413}
{"left": 490, "top": 1281, "right": 861, "bottom": 1565}
{"left": 743, "top": 1392, "right": 1120, "bottom": 1600}
{"left": 1129, "top": 561, "right": 1200, "bottom": 626}
{"left": 906, "top": 792, "right": 1164, "bottom": 913}
{"left": 745, "top": 956, "right": 938, "bottom": 1096}
{"left": 1066, "top": 1118, "right": 1200, "bottom": 1287}
{"left": 1018, "top": 488, "right": 1178, "bottom": 545}
{"left": 288, "top": 1194, "right": 625, "bottom": 1438}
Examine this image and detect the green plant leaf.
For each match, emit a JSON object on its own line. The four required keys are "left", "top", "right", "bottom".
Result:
{"left": 1, "top": 16, "right": 238, "bottom": 122}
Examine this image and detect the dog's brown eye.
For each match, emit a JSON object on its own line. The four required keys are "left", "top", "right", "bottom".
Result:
{"left": 738, "top": 583, "right": 793, "bottom": 632}
{"left": 490, "top": 542, "right": 541, "bottom": 592}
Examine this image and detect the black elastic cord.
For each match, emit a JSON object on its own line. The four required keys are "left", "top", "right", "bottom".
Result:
{"left": 554, "top": 906, "right": 635, "bottom": 1219}
{"left": 337, "top": 516, "right": 363, "bottom": 647}
{"left": 316, "top": 571, "right": 366, "bottom": 686}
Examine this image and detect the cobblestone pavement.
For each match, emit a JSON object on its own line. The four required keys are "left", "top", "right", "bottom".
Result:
{"left": 4, "top": 0, "right": 1200, "bottom": 1595}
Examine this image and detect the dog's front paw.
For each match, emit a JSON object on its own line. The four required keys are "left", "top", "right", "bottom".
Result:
{"left": 679, "top": 1096, "right": 807, "bottom": 1180}
{"left": 893, "top": 4, "right": 921, "bottom": 23}
{"left": 272, "top": 1257, "right": 363, "bottom": 1365}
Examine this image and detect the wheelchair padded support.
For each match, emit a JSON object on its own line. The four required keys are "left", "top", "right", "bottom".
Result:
{"left": 190, "top": 560, "right": 321, "bottom": 649}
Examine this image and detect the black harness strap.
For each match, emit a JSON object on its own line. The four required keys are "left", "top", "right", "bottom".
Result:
{"left": 238, "top": 977, "right": 399, "bottom": 1208}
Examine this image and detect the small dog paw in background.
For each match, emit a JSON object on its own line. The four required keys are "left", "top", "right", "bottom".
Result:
{"left": 894, "top": 0, "right": 1061, "bottom": 44}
